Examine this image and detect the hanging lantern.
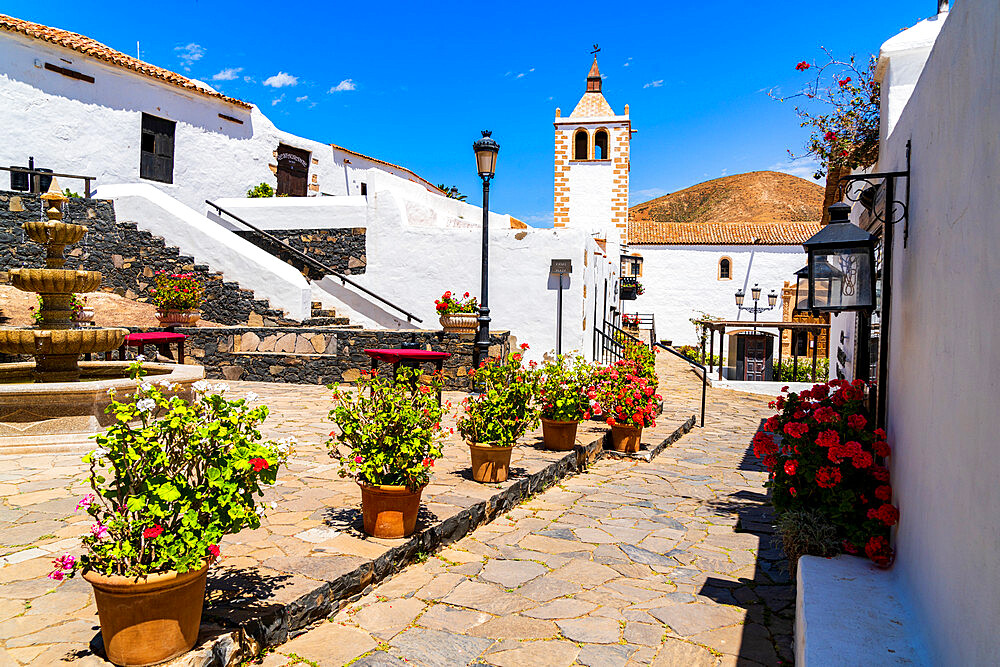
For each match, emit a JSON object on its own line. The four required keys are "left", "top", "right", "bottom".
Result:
{"left": 802, "top": 202, "right": 877, "bottom": 312}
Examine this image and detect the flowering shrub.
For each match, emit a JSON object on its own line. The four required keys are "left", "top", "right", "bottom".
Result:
{"left": 622, "top": 340, "right": 658, "bottom": 389}
{"left": 635, "top": 282, "right": 645, "bottom": 296}
{"left": 752, "top": 379, "right": 897, "bottom": 566}
{"left": 458, "top": 346, "right": 539, "bottom": 446}
{"left": 591, "top": 360, "right": 661, "bottom": 429}
{"left": 150, "top": 271, "right": 204, "bottom": 311}
{"left": 434, "top": 290, "right": 478, "bottom": 315}
{"left": 246, "top": 182, "right": 275, "bottom": 198}
{"left": 621, "top": 314, "right": 640, "bottom": 328}
{"left": 47, "top": 363, "right": 290, "bottom": 580}
{"left": 537, "top": 354, "right": 597, "bottom": 422}
{"left": 328, "top": 366, "right": 445, "bottom": 490}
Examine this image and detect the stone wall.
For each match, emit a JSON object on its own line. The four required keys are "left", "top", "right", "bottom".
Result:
{"left": 176, "top": 326, "right": 510, "bottom": 389}
{"left": 0, "top": 191, "right": 292, "bottom": 326}
{"left": 233, "top": 227, "right": 366, "bottom": 278}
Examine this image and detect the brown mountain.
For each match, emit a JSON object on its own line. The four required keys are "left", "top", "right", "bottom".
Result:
{"left": 629, "top": 171, "right": 823, "bottom": 223}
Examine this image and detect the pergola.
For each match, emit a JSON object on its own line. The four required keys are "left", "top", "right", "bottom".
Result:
{"left": 694, "top": 319, "right": 831, "bottom": 382}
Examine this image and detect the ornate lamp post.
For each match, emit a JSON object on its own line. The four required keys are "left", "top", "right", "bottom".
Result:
{"left": 472, "top": 130, "right": 499, "bottom": 368}
{"left": 735, "top": 283, "right": 778, "bottom": 327}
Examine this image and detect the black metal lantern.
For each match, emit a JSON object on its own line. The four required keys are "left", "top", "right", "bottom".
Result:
{"left": 734, "top": 289, "right": 745, "bottom": 307}
{"left": 473, "top": 130, "right": 499, "bottom": 180}
{"left": 802, "top": 202, "right": 877, "bottom": 312}
{"left": 767, "top": 289, "right": 778, "bottom": 309}
{"left": 751, "top": 284, "right": 762, "bottom": 302}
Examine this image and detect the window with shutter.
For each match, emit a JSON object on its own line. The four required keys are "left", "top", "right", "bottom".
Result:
{"left": 140, "top": 113, "right": 175, "bottom": 184}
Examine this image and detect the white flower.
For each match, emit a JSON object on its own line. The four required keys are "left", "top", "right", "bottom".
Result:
{"left": 140, "top": 382, "right": 153, "bottom": 393}
{"left": 157, "top": 380, "right": 175, "bottom": 390}
{"left": 135, "top": 354, "right": 147, "bottom": 363}
{"left": 245, "top": 391, "right": 259, "bottom": 403}
{"left": 193, "top": 380, "right": 211, "bottom": 393}
{"left": 213, "top": 382, "right": 230, "bottom": 393}
{"left": 269, "top": 501, "right": 277, "bottom": 510}
{"left": 136, "top": 398, "right": 156, "bottom": 413}
{"left": 107, "top": 387, "right": 117, "bottom": 397}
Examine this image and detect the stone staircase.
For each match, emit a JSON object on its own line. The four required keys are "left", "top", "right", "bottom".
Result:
{"left": 300, "top": 301, "right": 355, "bottom": 328}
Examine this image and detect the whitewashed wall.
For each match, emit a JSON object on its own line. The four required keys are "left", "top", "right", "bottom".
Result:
{"left": 628, "top": 244, "right": 808, "bottom": 345}
{"left": 0, "top": 31, "right": 445, "bottom": 214}
{"left": 866, "top": 4, "right": 1000, "bottom": 664}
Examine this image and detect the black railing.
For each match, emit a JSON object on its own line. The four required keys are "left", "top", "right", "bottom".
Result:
{"left": 2, "top": 165, "right": 96, "bottom": 197}
{"left": 595, "top": 319, "right": 644, "bottom": 365}
{"left": 206, "top": 200, "right": 422, "bottom": 324}
{"left": 621, "top": 312, "right": 657, "bottom": 347}
{"left": 656, "top": 343, "right": 706, "bottom": 428}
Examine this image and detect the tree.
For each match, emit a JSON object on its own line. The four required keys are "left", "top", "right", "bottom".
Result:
{"left": 771, "top": 50, "right": 880, "bottom": 179}
{"left": 436, "top": 184, "right": 467, "bottom": 201}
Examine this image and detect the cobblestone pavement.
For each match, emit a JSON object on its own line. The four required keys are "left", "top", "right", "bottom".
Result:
{"left": 257, "top": 356, "right": 793, "bottom": 667}
{"left": 0, "top": 353, "right": 698, "bottom": 665}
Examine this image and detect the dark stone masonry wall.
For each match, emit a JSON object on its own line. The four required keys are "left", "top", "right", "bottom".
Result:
{"left": 0, "top": 191, "right": 292, "bottom": 326}
{"left": 175, "top": 326, "right": 510, "bottom": 390}
{"left": 234, "top": 227, "right": 366, "bottom": 277}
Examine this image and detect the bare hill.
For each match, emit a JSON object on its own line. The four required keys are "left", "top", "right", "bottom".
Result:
{"left": 629, "top": 171, "right": 823, "bottom": 223}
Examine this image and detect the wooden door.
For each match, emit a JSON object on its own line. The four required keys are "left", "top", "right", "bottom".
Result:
{"left": 276, "top": 144, "right": 310, "bottom": 196}
{"left": 744, "top": 335, "right": 767, "bottom": 381}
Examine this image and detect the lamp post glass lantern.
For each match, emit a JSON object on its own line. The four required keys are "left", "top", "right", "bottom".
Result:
{"left": 472, "top": 131, "right": 499, "bottom": 367}
{"left": 802, "top": 202, "right": 876, "bottom": 312}
{"left": 734, "top": 283, "right": 777, "bottom": 322}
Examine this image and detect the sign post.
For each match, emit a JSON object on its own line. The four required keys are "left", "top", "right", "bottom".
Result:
{"left": 550, "top": 259, "right": 573, "bottom": 355}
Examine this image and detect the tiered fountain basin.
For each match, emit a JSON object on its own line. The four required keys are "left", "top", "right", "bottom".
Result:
{"left": 0, "top": 361, "right": 203, "bottom": 454}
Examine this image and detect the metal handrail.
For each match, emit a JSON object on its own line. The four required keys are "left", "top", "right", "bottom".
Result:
{"left": 205, "top": 200, "right": 422, "bottom": 324}
{"left": 656, "top": 343, "right": 706, "bottom": 428}
{"left": 1, "top": 166, "right": 96, "bottom": 197}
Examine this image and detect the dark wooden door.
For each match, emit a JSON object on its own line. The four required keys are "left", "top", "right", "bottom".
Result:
{"left": 744, "top": 335, "right": 767, "bottom": 381}
{"left": 276, "top": 144, "right": 310, "bottom": 196}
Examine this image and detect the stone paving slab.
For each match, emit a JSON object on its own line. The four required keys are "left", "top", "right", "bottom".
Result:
{"left": 0, "top": 370, "right": 697, "bottom": 666}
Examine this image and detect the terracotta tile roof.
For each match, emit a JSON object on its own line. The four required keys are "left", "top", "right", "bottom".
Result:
{"left": 329, "top": 142, "right": 445, "bottom": 195}
{"left": 570, "top": 92, "right": 615, "bottom": 118}
{"left": 0, "top": 14, "right": 251, "bottom": 109}
{"left": 627, "top": 219, "right": 822, "bottom": 245}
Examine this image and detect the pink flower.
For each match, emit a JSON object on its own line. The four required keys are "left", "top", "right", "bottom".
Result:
{"left": 208, "top": 544, "right": 221, "bottom": 558}
{"left": 354, "top": 455, "right": 364, "bottom": 464}
{"left": 90, "top": 523, "right": 109, "bottom": 539}
{"left": 76, "top": 494, "right": 96, "bottom": 511}
{"left": 47, "top": 570, "right": 65, "bottom": 581}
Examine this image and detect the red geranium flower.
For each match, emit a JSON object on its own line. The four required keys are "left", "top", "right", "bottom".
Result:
{"left": 875, "top": 485, "right": 892, "bottom": 501}
{"left": 784, "top": 459, "right": 798, "bottom": 476}
{"left": 208, "top": 544, "right": 221, "bottom": 558}
{"left": 250, "top": 457, "right": 269, "bottom": 472}
{"left": 873, "top": 440, "right": 891, "bottom": 457}
{"left": 815, "top": 466, "right": 842, "bottom": 488}
{"left": 143, "top": 525, "right": 163, "bottom": 539}
{"left": 783, "top": 422, "right": 809, "bottom": 439}
{"left": 795, "top": 61, "right": 811, "bottom": 71}
{"left": 847, "top": 414, "right": 867, "bottom": 430}
{"left": 865, "top": 535, "right": 893, "bottom": 566}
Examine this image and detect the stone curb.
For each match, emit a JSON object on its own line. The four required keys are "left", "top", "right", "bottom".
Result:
{"left": 94, "top": 414, "right": 699, "bottom": 666}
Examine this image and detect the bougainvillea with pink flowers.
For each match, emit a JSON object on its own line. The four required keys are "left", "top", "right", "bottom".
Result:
{"left": 752, "top": 379, "right": 898, "bottom": 566}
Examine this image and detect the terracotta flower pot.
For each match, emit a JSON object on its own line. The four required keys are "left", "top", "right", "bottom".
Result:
{"left": 83, "top": 561, "right": 210, "bottom": 667}
{"left": 155, "top": 309, "right": 200, "bottom": 328}
{"left": 73, "top": 307, "right": 95, "bottom": 324}
{"left": 469, "top": 442, "right": 513, "bottom": 483}
{"left": 610, "top": 423, "right": 643, "bottom": 453}
{"left": 540, "top": 418, "right": 579, "bottom": 451}
{"left": 439, "top": 313, "right": 478, "bottom": 334}
{"left": 358, "top": 482, "right": 424, "bottom": 539}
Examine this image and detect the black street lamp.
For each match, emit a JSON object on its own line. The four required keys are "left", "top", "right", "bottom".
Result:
{"left": 801, "top": 202, "right": 877, "bottom": 313}
{"left": 735, "top": 283, "right": 778, "bottom": 325}
{"left": 472, "top": 130, "right": 499, "bottom": 368}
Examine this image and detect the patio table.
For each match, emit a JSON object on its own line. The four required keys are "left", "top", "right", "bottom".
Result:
{"left": 363, "top": 348, "right": 452, "bottom": 400}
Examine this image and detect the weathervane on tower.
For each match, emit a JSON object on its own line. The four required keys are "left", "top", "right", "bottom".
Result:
{"left": 591, "top": 43, "right": 601, "bottom": 57}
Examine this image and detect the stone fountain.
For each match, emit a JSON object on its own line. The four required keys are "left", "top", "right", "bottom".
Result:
{"left": 0, "top": 180, "right": 202, "bottom": 453}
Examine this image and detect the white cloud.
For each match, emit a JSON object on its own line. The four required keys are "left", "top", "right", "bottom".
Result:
{"left": 624, "top": 57, "right": 633, "bottom": 67}
{"left": 295, "top": 95, "right": 309, "bottom": 102}
{"left": 768, "top": 157, "right": 823, "bottom": 181}
{"left": 175, "top": 43, "right": 204, "bottom": 69}
{"left": 516, "top": 73, "right": 525, "bottom": 79}
{"left": 271, "top": 94, "right": 285, "bottom": 106}
{"left": 212, "top": 67, "right": 242, "bottom": 81}
{"left": 629, "top": 187, "right": 669, "bottom": 205}
{"left": 643, "top": 79, "right": 664, "bottom": 88}
{"left": 521, "top": 212, "right": 553, "bottom": 227}
{"left": 529, "top": 67, "right": 535, "bottom": 72}
{"left": 328, "top": 79, "right": 357, "bottom": 92}
{"left": 264, "top": 72, "right": 298, "bottom": 88}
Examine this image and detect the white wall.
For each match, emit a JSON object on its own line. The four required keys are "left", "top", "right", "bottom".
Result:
{"left": 866, "top": 4, "right": 1000, "bottom": 664}
{"left": 629, "top": 244, "right": 808, "bottom": 345}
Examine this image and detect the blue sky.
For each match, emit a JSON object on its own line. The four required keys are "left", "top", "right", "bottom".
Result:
{"left": 8, "top": 1, "right": 930, "bottom": 225}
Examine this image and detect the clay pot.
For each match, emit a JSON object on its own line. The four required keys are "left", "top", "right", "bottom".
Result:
{"left": 358, "top": 482, "right": 424, "bottom": 538}
{"left": 439, "top": 313, "right": 478, "bottom": 334}
{"left": 155, "top": 310, "right": 200, "bottom": 328}
{"left": 73, "top": 307, "right": 95, "bottom": 324}
{"left": 469, "top": 442, "right": 513, "bottom": 483}
{"left": 83, "top": 561, "right": 210, "bottom": 666}
{"left": 610, "top": 424, "right": 643, "bottom": 453}
{"left": 540, "top": 418, "right": 579, "bottom": 451}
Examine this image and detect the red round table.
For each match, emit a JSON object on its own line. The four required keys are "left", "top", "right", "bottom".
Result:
{"left": 363, "top": 348, "right": 452, "bottom": 399}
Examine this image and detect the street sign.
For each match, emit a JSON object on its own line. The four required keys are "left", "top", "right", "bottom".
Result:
{"left": 550, "top": 259, "right": 572, "bottom": 274}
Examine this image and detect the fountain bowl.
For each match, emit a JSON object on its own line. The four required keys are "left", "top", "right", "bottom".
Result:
{"left": 9, "top": 268, "right": 103, "bottom": 295}
{"left": 0, "top": 361, "right": 204, "bottom": 454}
{"left": 23, "top": 219, "right": 87, "bottom": 246}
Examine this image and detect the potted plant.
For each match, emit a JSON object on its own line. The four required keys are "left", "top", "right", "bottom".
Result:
{"left": 458, "top": 346, "right": 538, "bottom": 482}
{"left": 621, "top": 313, "right": 640, "bottom": 333}
{"left": 537, "top": 354, "right": 594, "bottom": 451}
{"left": 46, "top": 364, "right": 289, "bottom": 666}
{"left": 150, "top": 271, "right": 204, "bottom": 327}
{"left": 72, "top": 294, "right": 95, "bottom": 324}
{"left": 328, "top": 367, "right": 445, "bottom": 538}
{"left": 620, "top": 277, "right": 639, "bottom": 300}
{"left": 593, "top": 363, "right": 661, "bottom": 453}
{"left": 435, "top": 290, "right": 478, "bottom": 334}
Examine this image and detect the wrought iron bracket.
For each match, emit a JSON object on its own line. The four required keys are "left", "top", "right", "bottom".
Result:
{"left": 837, "top": 139, "right": 912, "bottom": 246}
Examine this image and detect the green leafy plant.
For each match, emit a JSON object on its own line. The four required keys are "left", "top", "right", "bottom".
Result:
{"left": 458, "top": 347, "right": 539, "bottom": 446}
{"left": 62, "top": 188, "right": 81, "bottom": 198}
{"left": 591, "top": 361, "right": 661, "bottom": 429}
{"left": 434, "top": 290, "right": 478, "bottom": 316}
{"left": 677, "top": 345, "right": 722, "bottom": 367}
{"left": 246, "top": 182, "right": 275, "bottom": 198}
{"left": 775, "top": 358, "right": 830, "bottom": 382}
{"left": 621, "top": 340, "right": 657, "bottom": 389}
{"left": 150, "top": 271, "right": 204, "bottom": 311}
{"left": 752, "top": 380, "right": 896, "bottom": 565}
{"left": 327, "top": 367, "right": 445, "bottom": 491}
{"left": 47, "top": 365, "right": 290, "bottom": 579}
{"left": 537, "top": 354, "right": 597, "bottom": 422}
{"left": 776, "top": 509, "right": 840, "bottom": 571}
